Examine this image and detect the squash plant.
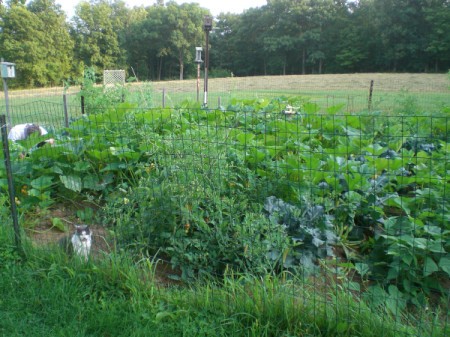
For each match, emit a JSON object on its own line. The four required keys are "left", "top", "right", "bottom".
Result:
{"left": 1, "top": 97, "right": 448, "bottom": 310}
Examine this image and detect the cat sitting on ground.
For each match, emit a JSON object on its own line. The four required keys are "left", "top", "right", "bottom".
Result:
{"left": 59, "top": 224, "right": 92, "bottom": 261}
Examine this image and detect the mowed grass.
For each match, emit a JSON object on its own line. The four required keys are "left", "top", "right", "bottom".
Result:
{"left": 0, "top": 73, "right": 448, "bottom": 127}
{"left": 151, "top": 73, "right": 450, "bottom": 112}
{"left": 0, "top": 226, "right": 446, "bottom": 337}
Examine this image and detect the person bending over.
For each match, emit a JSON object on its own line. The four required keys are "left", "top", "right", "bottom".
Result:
{"left": 8, "top": 123, "right": 48, "bottom": 141}
{"left": 7, "top": 123, "right": 54, "bottom": 156}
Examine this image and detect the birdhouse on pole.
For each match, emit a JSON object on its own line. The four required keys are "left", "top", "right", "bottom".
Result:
{"left": 204, "top": 16, "right": 213, "bottom": 32}
{"left": 1, "top": 60, "right": 16, "bottom": 128}
{"left": 1, "top": 62, "right": 16, "bottom": 78}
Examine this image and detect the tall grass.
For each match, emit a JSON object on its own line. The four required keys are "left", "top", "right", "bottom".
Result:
{"left": 0, "top": 226, "right": 446, "bottom": 337}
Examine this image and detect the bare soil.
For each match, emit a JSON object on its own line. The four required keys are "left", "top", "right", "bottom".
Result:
{"left": 24, "top": 202, "right": 183, "bottom": 285}
{"left": 25, "top": 202, "right": 112, "bottom": 259}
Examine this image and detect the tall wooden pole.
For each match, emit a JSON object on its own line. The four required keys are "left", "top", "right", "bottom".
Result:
{"left": 203, "top": 16, "right": 212, "bottom": 108}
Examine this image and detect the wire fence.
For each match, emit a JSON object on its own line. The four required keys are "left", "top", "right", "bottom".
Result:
{"left": 1, "top": 75, "right": 449, "bottom": 335}
{"left": 1, "top": 73, "right": 449, "bottom": 123}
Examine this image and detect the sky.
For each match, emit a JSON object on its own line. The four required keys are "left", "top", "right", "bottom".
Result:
{"left": 54, "top": 0, "right": 268, "bottom": 19}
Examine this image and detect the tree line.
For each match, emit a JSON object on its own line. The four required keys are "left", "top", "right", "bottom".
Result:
{"left": 0, "top": 0, "right": 449, "bottom": 88}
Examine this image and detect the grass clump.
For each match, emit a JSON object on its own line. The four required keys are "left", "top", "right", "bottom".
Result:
{"left": 0, "top": 226, "right": 447, "bottom": 337}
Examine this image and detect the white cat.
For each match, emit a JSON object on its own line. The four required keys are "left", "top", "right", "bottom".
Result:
{"left": 59, "top": 224, "right": 92, "bottom": 261}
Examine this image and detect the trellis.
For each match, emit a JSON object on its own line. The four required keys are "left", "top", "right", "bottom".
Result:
{"left": 103, "top": 70, "right": 125, "bottom": 88}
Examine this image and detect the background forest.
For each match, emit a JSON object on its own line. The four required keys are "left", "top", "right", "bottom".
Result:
{"left": 0, "top": 0, "right": 449, "bottom": 88}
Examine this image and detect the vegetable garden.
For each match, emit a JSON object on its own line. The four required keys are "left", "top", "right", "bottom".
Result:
{"left": 1, "top": 78, "right": 449, "bottom": 335}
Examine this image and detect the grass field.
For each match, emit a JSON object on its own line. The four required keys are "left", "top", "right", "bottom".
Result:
{"left": 152, "top": 73, "right": 450, "bottom": 111}
{"left": 0, "top": 73, "right": 448, "bottom": 126}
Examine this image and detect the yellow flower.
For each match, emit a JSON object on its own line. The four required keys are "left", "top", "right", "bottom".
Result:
{"left": 21, "top": 185, "right": 28, "bottom": 195}
{"left": 184, "top": 223, "right": 190, "bottom": 233}
{"left": 123, "top": 198, "right": 130, "bottom": 205}
{"left": 145, "top": 163, "right": 156, "bottom": 173}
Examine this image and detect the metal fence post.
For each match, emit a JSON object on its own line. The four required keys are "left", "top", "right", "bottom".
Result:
{"left": 63, "top": 93, "right": 69, "bottom": 127}
{"left": 162, "top": 88, "right": 165, "bottom": 108}
{"left": 0, "top": 114, "right": 21, "bottom": 252}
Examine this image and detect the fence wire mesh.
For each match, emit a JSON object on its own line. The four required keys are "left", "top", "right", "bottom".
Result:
{"left": 1, "top": 76, "right": 449, "bottom": 335}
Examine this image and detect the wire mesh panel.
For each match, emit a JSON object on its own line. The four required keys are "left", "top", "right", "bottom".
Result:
{"left": 0, "top": 76, "right": 449, "bottom": 335}
{"left": 103, "top": 70, "right": 125, "bottom": 88}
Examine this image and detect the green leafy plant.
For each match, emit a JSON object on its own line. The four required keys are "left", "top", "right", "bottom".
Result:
{"left": 102, "top": 158, "right": 291, "bottom": 280}
{"left": 264, "top": 196, "right": 337, "bottom": 272}
{"left": 1, "top": 95, "right": 448, "bottom": 315}
{"left": 368, "top": 216, "right": 449, "bottom": 307}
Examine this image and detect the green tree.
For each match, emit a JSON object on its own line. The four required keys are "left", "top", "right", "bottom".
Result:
{"left": 327, "top": 0, "right": 375, "bottom": 72}
{"left": 28, "top": 0, "right": 75, "bottom": 82}
{"left": 120, "top": 7, "right": 150, "bottom": 79}
{"left": 370, "top": 0, "right": 429, "bottom": 71}
{"left": 123, "top": 5, "right": 172, "bottom": 80}
{"left": 263, "top": 2, "right": 299, "bottom": 75}
{"left": 212, "top": 8, "right": 268, "bottom": 76}
{"left": 166, "top": 2, "right": 208, "bottom": 80}
{"left": 71, "top": 0, "right": 128, "bottom": 78}
{"left": 0, "top": 0, "right": 74, "bottom": 87}
{"left": 210, "top": 13, "right": 240, "bottom": 74}
{"left": 123, "top": 2, "right": 207, "bottom": 81}
{"left": 262, "top": 0, "right": 333, "bottom": 74}
{"left": 424, "top": 0, "right": 450, "bottom": 71}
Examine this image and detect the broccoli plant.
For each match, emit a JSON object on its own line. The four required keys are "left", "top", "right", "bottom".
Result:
{"left": 264, "top": 196, "right": 337, "bottom": 272}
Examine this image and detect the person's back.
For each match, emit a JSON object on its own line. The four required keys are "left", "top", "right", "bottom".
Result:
{"left": 8, "top": 123, "right": 47, "bottom": 141}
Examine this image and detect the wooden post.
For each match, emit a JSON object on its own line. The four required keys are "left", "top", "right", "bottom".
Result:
{"left": 197, "top": 63, "right": 200, "bottom": 102}
{"left": 203, "top": 29, "right": 209, "bottom": 107}
{"left": 368, "top": 80, "right": 374, "bottom": 111}
{"left": 81, "top": 95, "right": 85, "bottom": 114}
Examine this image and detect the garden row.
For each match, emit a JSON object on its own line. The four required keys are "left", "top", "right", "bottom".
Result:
{"left": 1, "top": 97, "right": 449, "bottom": 314}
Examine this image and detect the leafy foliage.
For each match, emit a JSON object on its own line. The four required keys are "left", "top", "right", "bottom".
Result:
{"left": 264, "top": 196, "right": 337, "bottom": 271}
{"left": 1, "top": 0, "right": 450, "bottom": 87}
{"left": 1, "top": 95, "right": 449, "bottom": 313}
{"left": 0, "top": 0, "right": 74, "bottom": 87}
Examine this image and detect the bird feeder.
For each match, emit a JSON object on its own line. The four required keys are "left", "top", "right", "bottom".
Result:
{"left": 195, "top": 47, "right": 203, "bottom": 64}
{"left": 1, "top": 62, "right": 16, "bottom": 78}
{"left": 195, "top": 47, "right": 203, "bottom": 102}
{"left": 1, "top": 60, "right": 15, "bottom": 128}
